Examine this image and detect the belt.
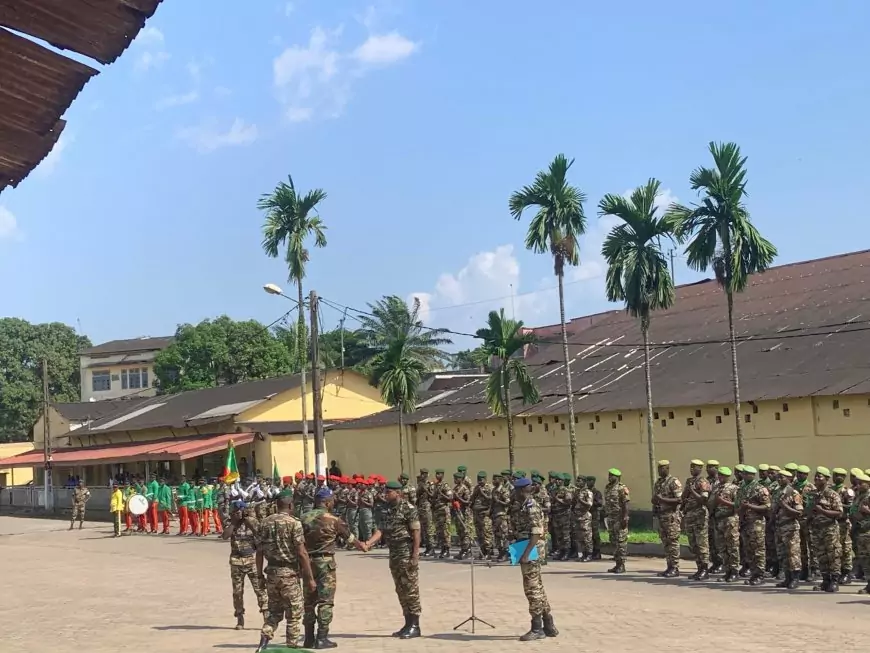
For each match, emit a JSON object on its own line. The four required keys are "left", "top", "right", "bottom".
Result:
{"left": 309, "top": 552, "right": 335, "bottom": 559}
{"left": 266, "top": 561, "right": 298, "bottom": 568}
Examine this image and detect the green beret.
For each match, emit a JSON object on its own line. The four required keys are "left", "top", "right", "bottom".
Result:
{"left": 562, "top": 473, "right": 572, "bottom": 481}
{"left": 513, "top": 470, "right": 526, "bottom": 478}
{"left": 501, "top": 469, "right": 511, "bottom": 477}
{"left": 529, "top": 469, "right": 540, "bottom": 478}
{"left": 690, "top": 459, "right": 704, "bottom": 466}
{"left": 608, "top": 468, "right": 621, "bottom": 477}
{"left": 778, "top": 469, "right": 793, "bottom": 478}
{"left": 419, "top": 468, "right": 429, "bottom": 473}
{"left": 832, "top": 467, "right": 848, "bottom": 475}
{"left": 399, "top": 473, "right": 409, "bottom": 480}
{"left": 816, "top": 466, "right": 831, "bottom": 477}
{"left": 586, "top": 475, "right": 596, "bottom": 483}
{"left": 769, "top": 465, "right": 781, "bottom": 471}
{"left": 385, "top": 480, "right": 403, "bottom": 490}
{"left": 718, "top": 466, "right": 732, "bottom": 476}
{"left": 477, "top": 471, "right": 487, "bottom": 478}
{"left": 453, "top": 472, "right": 463, "bottom": 478}
{"left": 457, "top": 465, "right": 467, "bottom": 472}
{"left": 743, "top": 465, "right": 758, "bottom": 474}
{"left": 758, "top": 463, "right": 769, "bottom": 471}
{"left": 784, "top": 462, "right": 798, "bottom": 471}
{"left": 797, "top": 465, "right": 811, "bottom": 474}
{"left": 279, "top": 489, "right": 294, "bottom": 498}
{"left": 856, "top": 472, "right": 870, "bottom": 483}
{"left": 735, "top": 464, "right": 746, "bottom": 472}
{"left": 434, "top": 468, "right": 445, "bottom": 474}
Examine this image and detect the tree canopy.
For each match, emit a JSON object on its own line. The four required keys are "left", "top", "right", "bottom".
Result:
{"left": 0, "top": 318, "right": 90, "bottom": 442}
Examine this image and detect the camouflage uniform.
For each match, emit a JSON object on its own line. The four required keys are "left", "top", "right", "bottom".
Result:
{"left": 334, "top": 485, "right": 348, "bottom": 521}
{"left": 682, "top": 475, "right": 711, "bottom": 572}
{"left": 742, "top": 479, "right": 771, "bottom": 579}
{"left": 70, "top": 485, "right": 90, "bottom": 527}
{"left": 834, "top": 481, "right": 855, "bottom": 579}
{"left": 471, "top": 478, "right": 494, "bottom": 556}
{"left": 512, "top": 493, "right": 550, "bottom": 617}
{"left": 653, "top": 474, "right": 683, "bottom": 571}
{"left": 257, "top": 512, "right": 306, "bottom": 646}
{"left": 810, "top": 483, "right": 843, "bottom": 580}
{"left": 384, "top": 498, "right": 422, "bottom": 616}
{"left": 713, "top": 479, "right": 740, "bottom": 575}
{"left": 301, "top": 481, "right": 316, "bottom": 516}
{"left": 230, "top": 510, "right": 268, "bottom": 621}
{"left": 706, "top": 473, "right": 721, "bottom": 569}
{"left": 850, "top": 488, "right": 870, "bottom": 590}
{"left": 452, "top": 479, "right": 472, "bottom": 555}
{"left": 550, "top": 481, "right": 573, "bottom": 558}
{"left": 292, "top": 480, "right": 306, "bottom": 518}
{"left": 491, "top": 478, "right": 511, "bottom": 560}
{"left": 301, "top": 507, "right": 354, "bottom": 637}
{"left": 431, "top": 477, "right": 453, "bottom": 553}
{"left": 588, "top": 480, "right": 604, "bottom": 556}
{"left": 416, "top": 477, "right": 433, "bottom": 551}
{"left": 604, "top": 477, "right": 630, "bottom": 565}
{"left": 401, "top": 480, "right": 417, "bottom": 507}
{"left": 535, "top": 483, "right": 551, "bottom": 562}
{"left": 345, "top": 486, "right": 360, "bottom": 540}
{"left": 358, "top": 485, "right": 375, "bottom": 542}
{"left": 795, "top": 478, "right": 815, "bottom": 575}
{"left": 572, "top": 482, "right": 594, "bottom": 559}
{"left": 374, "top": 484, "right": 388, "bottom": 536}
{"left": 775, "top": 483, "right": 803, "bottom": 574}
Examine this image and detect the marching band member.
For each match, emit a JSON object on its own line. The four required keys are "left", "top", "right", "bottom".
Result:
{"left": 177, "top": 476, "right": 191, "bottom": 535}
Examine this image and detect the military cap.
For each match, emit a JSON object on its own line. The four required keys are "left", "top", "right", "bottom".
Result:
{"left": 718, "top": 466, "right": 732, "bottom": 476}
{"left": 453, "top": 471, "right": 464, "bottom": 478}
{"left": 855, "top": 472, "right": 870, "bottom": 483}
{"left": 316, "top": 487, "right": 334, "bottom": 499}
{"left": 279, "top": 488, "right": 294, "bottom": 498}
{"left": 758, "top": 463, "right": 770, "bottom": 471}
{"left": 832, "top": 467, "right": 848, "bottom": 476}
{"left": 608, "top": 468, "right": 622, "bottom": 477}
{"left": 434, "top": 468, "right": 445, "bottom": 474}
{"left": 530, "top": 469, "right": 540, "bottom": 477}
{"left": 850, "top": 468, "right": 863, "bottom": 476}
{"left": 419, "top": 468, "right": 429, "bottom": 473}
{"left": 399, "top": 473, "right": 409, "bottom": 480}
{"left": 548, "top": 471, "right": 557, "bottom": 477}
{"left": 797, "top": 465, "right": 811, "bottom": 474}
{"left": 690, "top": 459, "right": 704, "bottom": 466}
{"left": 865, "top": 469, "right": 870, "bottom": 477}
{"left": 531, "top": 473, "right": 544, "bottom": 482}
{"left": 586, "top": 475, "right": 596, "bottom": 483}
{"left": 778, "top": 469, "right": 793, "bottom": 478}
{"left": 492, "top": 471, "right": 502, "bottom": 478}
{"left": 457, "top": 465, "right": 467, "bottom": 472}
{"left": 657, "top": 460, "right": 670, "bottom": 466}
{"left": 784, "top": 462, "right": 798, "bottom": 471}
{"left": 769, "top": 465, "right": 781, "bottom": 471}
{"left": 477, "top": 471, "right": 487, "bottom": 478}
{"left": 514, "top": 477, "right": 532, "bottom": 488}
{"left": 816, "top": 466, "right": 831, "bottom": 477}
{"left": 559, "top": 472, "right": 570, "bottom": 481}
{"left": 384, "top": 480, "right": 403, "bottom": 490}
{"left": 707, "top": 460, "right": 720, "bottom": 466}
{"left": 513, "top": 470, "right": 526, "bottom": 478}
{"left": 501, "top": 469, "right": 511, "bottom": 477}
{"left": 743, "top": 465, "right": 758, "bottom": 474}
{"left": 735, "top": 464, "right": 746, "bottom": 472}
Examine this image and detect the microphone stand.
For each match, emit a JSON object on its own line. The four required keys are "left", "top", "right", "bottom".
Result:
{"left": 452, "top": 539, "right": 495, "bottom": 634}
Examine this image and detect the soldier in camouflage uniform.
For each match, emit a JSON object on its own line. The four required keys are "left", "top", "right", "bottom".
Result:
{"left": 587, "top": 475, "right": 604, "bottom": 559}
{"left": 452, "top": 471, "right": 472, "bottom": 559}
{"left": 364, "top": 480, "right": 423, "bottom": 639}
{"left": 849, "top": 472, "right": 870, "bottom": 594}
{"left": 491, "top": 471, "right": 511, "bottom": 562}
{"left": 832, "top": 467, "right": 855, "bottom": 585}
{"left": 222, "top": 501, "right": 268, "bottom": 630}
{"left": 758, "top": 464, "right": 777, "bottom": 574}
{"left": 400, "top": 473, "right": 417, "bottom": 506}
{"left": 739, "top": 466, "right": 771, "bottom": 586}
{"left": 682, "top": 459, "right": 712, "bottom": 580}
{"left": 431, "top": 469, "right": 453, "bottom": 558}
{"left": 652, "top": 461, "right": 683, "bottom": 577}
{"left": 792, "top": 464, "right": 815, "bottom": 580}
{"left": 549, "top": 474, "right": 573, "bottom": 560}
{"left": 69, "top": 479, "right": 90, "bottom": 530}
{"left": 705, "top": 461, "right": 722, "bottom": 572}
{"left": 572, "top": 475, "right": 594, "bottom": 562}
{"left": 531, "top": 472, "right": 551, "bottom": 563}
{"left": 713, "top": 466, "right": 740, "bottom": 582}
{"left": 357, "top": 478, "right": 376, "bottom": 543}
{"left": 604, "top": 469, "right": 630, "bottom": 573}
{"left": 345, "top": 480, "right": 360, "bottom": 541}
{"left": 471, "top": 471, "right": 494, "bottom": 559}
{"left": 292, "top": 473, "right": 306, "bottom": 518}
{"left": 300, "top": 487, "right": 365, "bottom": 648}
{"left": 254, "top": 493, "right": 316, "bottom": 652}
{"left": 457, "top": 465, "right": 472, "bottom": 490}
{"left": 809, "top": 467, "right": 844, "bottom": 592}
{"left": 416, "top": 469, "right": 434, "bottom": 556}
{"left": 773, "top": 469, "right": 802, "bottom": 590}
{"left": 512, "top": 477, "right": 558, "bottom": 642}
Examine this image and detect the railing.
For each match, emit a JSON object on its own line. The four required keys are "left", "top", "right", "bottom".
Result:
{"left": 0, "top": 486, "right": 114, "bottom": 518}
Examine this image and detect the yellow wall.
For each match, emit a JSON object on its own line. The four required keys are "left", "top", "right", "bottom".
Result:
{"left": 326, "top": 395, "right": 870, "bottom": 509}
{"left": 0, "top": 442, "right": 36, "bottom": 486}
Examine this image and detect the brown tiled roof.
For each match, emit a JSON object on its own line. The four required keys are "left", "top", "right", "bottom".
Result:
{"left": 53, "top": 398, "right": 150, "bottom": 423}
{"left": 333, "top": 249, "right": 870, "bottom": 430}
{"left": 82, "top": 336, "right": 174, "bottom": 356}
{"left": 0, "top": 0, "right": 164, "bottom": 192}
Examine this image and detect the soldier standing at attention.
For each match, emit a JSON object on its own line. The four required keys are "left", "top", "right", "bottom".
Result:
{"left": 69, "top": 479, "right": 90, "bottom": 530}
{"left": 604, "top": 469, "right": 630, "bottom": 573}
{"left": 652, "top": 461, "right": 683, "bottom": 577}
{"left": 530, "top": 472, "right": 551, "bottom": 563}
{"left": 364, "top": 480, "right": 422, "bottom": 639}
{"left": 399, "top": 473, "right": 417, "bottom": 506}
{"left": 773, "top": 469, "right": 802, "bottom": 590}
{"left": 683, "top": 460, "right": 712, "bottom": 581}
{"left": 738, "top": 466, "right": 770, "bottom": 586}
{"left": 759, "top": 464, "right": 778, "bottom": 575}
{"left": 301, "top": 487, "right": 366, "bottom": 648}
{"left": 334, "top": 477, "right": 348, "bottom": 522}
{"left": 357, "top": 478, "right": 376, "bottom": 544}
{"left": 572, "top": 476, "right": 594, "bottom": 562}
{"left": 345, "top": 479, "right": 360, "bottom": 542}
{"left": 431, "top": 469, "right": 453, "bottom": 558}
{"left": 255, "top": 492, "right": 317, "bottom": 653}
{"left": 793, "top": 464, "right": 815, "bottom": 580}
{"left": 416, "top": 469, "right": 434, "bottom": 557}
{"left": 705, "top": 461, "right": 721, "bottom": 573}
{"left": 452, "top": 471, "right": 472, "bottom": 559}
{"left": 511, "top": 476, "right": 557, "bottom": 642}
{"left": 457, "top": 465, "right": 472, "bottom": 490}
{"left": 831, "top": 467, "right": 855, "bottom": 585}
{"left": 586, "top": 475, "right": 604, "bottom": 560}
{"left": 292, "top": 472, "right": 306, "bottom": 518}
{"left": 809, "top": 467, "right": 844, "bottom": 593}
{"left": 470, "top": 471, "right": 494, "bottom": 559}
{"left": 849, "top": 472, "right": 870, "bottom": 594}
{"left": 301, "top": 474, "right": 317, "bottom": 516}
{"left": 549, "top": 474, "right": 573, "bottom": 560}
{"left": 222, "top": 500, "right": 268, "bottom": 630}
{"left": 491, "top": 472, "right": 511, "bottom": 562}
{"left": 712, "top": 466, "right": 739, "bottom": 582}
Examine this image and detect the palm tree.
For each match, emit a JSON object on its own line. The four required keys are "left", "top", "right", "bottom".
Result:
{"left": 260, "top": 175, "right": 328, "bottom": 474}
{"left": 357, "top": 296, "right": 452, "bottom": 474}
{"left": 666, "top": 142, "right": 777, "bottom": 463}
{"left": 509, "top": 154, "right": 587, "bottom": 478}
{"left": 599, "top": 179, "right": 676, "bottom": 501}
{"left": 476, "top": 309, "right": 539, "bottom": 473}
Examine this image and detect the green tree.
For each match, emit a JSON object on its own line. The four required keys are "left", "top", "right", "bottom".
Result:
{"left": 260, "top": 175, "right": 328, "bottom": 473}
{"left": 509, "top": 154, "right": 587, "bottom": 478}
{"left": 599, "top": 179, "right": 676, "bottom": 499}
{"left": 475, "top": 309, "right": 539, "bottom": 473}
{"left": 154, "top": 316, "right": 291, "bottom": 394}
{"left": 452, "top": 346, "right": 490, "bottom": 372}
{"left": 0, "top": 319, "right": 90, "bottom": 442}
{"left": 317, "top": 328, "right": 373, "bottom": 371}
{"left": 666, "top": 142, "right": 777, "bottom": 463}
{"left": 356, "top": 296, "right": 452, "bottom": 474}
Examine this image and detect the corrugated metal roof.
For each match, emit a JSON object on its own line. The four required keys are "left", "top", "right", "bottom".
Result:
{"left": 53, "top": 398, "right": 149, "bottom": 422}
{"left": 333, "top": 249, "right": 870, "bottom": 431}
{"left": 81, "top": 336, "right": 174, "bottom": 356}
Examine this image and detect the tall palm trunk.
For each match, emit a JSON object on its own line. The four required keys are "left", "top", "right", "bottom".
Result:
{"left": 398, "top": 410, "right": 406, "bottom": 476}
{"left": 641, "top": 316, "right": 656, "bottom": 503}
{"left": 297, "top": 280, "right": 310, "bottom": 474}
{"left": 727, "top": 289, "right": 744, "bottom": 463}
{"left": 557, "top": 271, "right": 579, "bottom": 478}
{"left": 502, "top": 366, "right": 515, "bottom": 474}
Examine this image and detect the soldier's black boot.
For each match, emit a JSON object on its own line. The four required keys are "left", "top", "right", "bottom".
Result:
{"left": 746, "top": 573, "right": 764, "bottom": 586}
{"left": 775, "top": 570, "right": 791, "bottom": 588}
{"left": 438, "top": 547, "right": 450, "bottom": 559}
{"left": 858, "top": 581, "right": 870, "bottom": 595}
{"left": 663, "top": 566, "right": 680, "bottom": 578}
{"left": 839, "top": 570, "right": 853, "bottom": 585}
{"left": 392, "top": 613, "right": 410, "bottom": 637}
{"left": 786, "top": 569, "right": 800, "bottom": 590}
{"left": 826, "top": 574, "right": 840, "bottom": 593}
{"left": 694, "top": 565, "right": 709, "bottom": 581}
{"left": 519, "top": 616, "right": 546, "bottom": 641}
{"left": 592, "top": 549, "right": 602, "bottom": 560}
{"left": 315, "top": 627, "right": 337, "bottom": 649}
{"left": 254, "top": 634, "right": 270, "bottom": 653}
{"left": 738, "top": 564, "right": 750, "bottom": 578}
{"left": 235, "top": 614, "right": 245, "bottom": 631}
{"left": 303, "top": 622, "right": 316, "bottom": 648}
{"left": 799, "top": 565, "right": 809, "bottom": 581}
{"left": 542, "top": 613, "right": 558, "bottom": 637}
{"left": 607, "top": 561, "right": 625, "bottom": 574}
{"left": 657, "top": 565, "right": 672, "bottom": 577}
{"left": 722, "top": 568, "right": 738, "bottom": 583}
{"left": 709, "top": 564, "right": 723, "bottom": 575}
{"left": 812, "top": 574, "right": 829, "bottom": 592}
{"left": 400, "top": 615, "right": 421, "bottom": 639}
{"left": 770, "top": 561, "right": 780, "bottom": 579}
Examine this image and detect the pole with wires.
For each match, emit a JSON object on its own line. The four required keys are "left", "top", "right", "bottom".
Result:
{"left": 309, "top": 290, "right": 327, "bottom": 477}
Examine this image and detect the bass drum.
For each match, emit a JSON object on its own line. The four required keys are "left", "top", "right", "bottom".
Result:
{"left": 127, "top": 494, "right": 149, "bottom": 516}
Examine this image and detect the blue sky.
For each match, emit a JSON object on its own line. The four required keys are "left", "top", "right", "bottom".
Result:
{"left": 2, "top": 0, "right": 869, "bottom": 349}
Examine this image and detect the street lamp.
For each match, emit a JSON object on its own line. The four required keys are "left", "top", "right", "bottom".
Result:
{"left": 263, "top": 283, "right": 282, "bottom": 295}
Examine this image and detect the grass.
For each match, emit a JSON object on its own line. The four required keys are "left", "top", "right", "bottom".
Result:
{"left": 599, "top": 528, "right": 689, "bottom": 546}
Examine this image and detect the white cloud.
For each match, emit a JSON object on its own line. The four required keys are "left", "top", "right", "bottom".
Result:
{"left": 284, "top": 2, "right": 295, "bottom": 16}
{"left": 187, "top": 61, "right": 202, "bottom": 81}
{"left": 214, "top": 86, "right": 232, "bottom": 98}
{"left": 135, "top": 50, "right": 170, "bottom": 72}
{"left": 36, "top": 133, "right": 73, "bottom": 177}
{"left": 176, "top": 118, "right": 259, "bottom": 154}
{"left": 133, "top": 26, "right": 169, "bottom": 72}
{"left": 286, "top": 106, "right": 314, "bottom": 122}
{"left": 155, "top": 90, "right": 199, "bottom": 110}
{"left": 137, "top": 26, "right": 165, "bottom": 46}
{"left": 0, "top": 206, "right": 20, "bottom": 240}
{"left": 353, "top": 32, "right": 419, "bottom": 65}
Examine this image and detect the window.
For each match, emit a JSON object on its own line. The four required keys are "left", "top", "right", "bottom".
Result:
{"left": 595, "top": 415, "right": 600, "bottom": 423}
{"left": 121, "top": 368, "right": 148, "bottom": 390}
{"left": 537, "top": 416, "right": 543, "bottom": 424}
{"left": 560, "top": 423, "right": 565, "bottom": 431}
{"left": 588, "top": 422, "right": 594, "bottom": 430}
{"left": 528, "top": 424, "right": 533, "bottom": 432}
{"left": 782, "top": 403, "right": 789, "bottom": 412}
{"left": 752, "top": 404, "right": 759, "bottom": 414}
{"left": 617, "top": 413, "right": 623, "bottom": 421}
{"left": 654, "top": 411, "right": 660, "bottom": 420}
{"left": 668, "top": 411, "right": 675, "bottom": 419}
{"left": 744, "top": 414, "right": 752, "bottom": 423}
{"left": 715, "top": 415, "right": 722, "bottom": 424}
{"left": 92, "top": 371, "right": 111, "bottom": 392}
{"left": 843, "top": 408, "right": 851, "bottom": 417}
{"left": 833, "top": 399, "right": 840, "bottom": 409}
{"left": 687, "top": 418, "right": 694, "bottom": 426}
{"left": 695, "top": 409, "right": 702, "bottom": 417}
{"left": 544, "top": 423, "right": 549, "bottom": 432}
{"left": 661, "top": 419, "right": 667, "bottom": 427}
{"left": 775, "top": 412, "right": 781, "bottom": 421}
{"left": 611, "top": 421, "right": 617, "bottom": 429}
{"left": 723, "top": 407, "right": 730, "bottom": 416}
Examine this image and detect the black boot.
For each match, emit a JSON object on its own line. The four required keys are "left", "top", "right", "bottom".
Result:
{"left": 657, "top": 566, "right": 672, "bottom": 577}
{"left": 859, "top": 582, "right": 870, "bottom": 595}
{"left": 722, "top": 568, "right": 738, "bottom": 583}
{"left": 786, "top": 570, "right": 800, "bottom": 590}
{"left": 694, "top": 565, "right": 709, "bottom": 581}
{"left": 542, "top": 613, "right": 558, "bottom": 637}
{"left": 423, "top": 545, "right": 434, "bottom": 557}
{"left": 770, "top": 561, "right": 780, "bottom": 579}
{"left": 519, "top": 616, "right": 546, "bottom": 641}
{"left": 839, "top": 571, "right": 853, "bottom": 585}
{"left": 438, "top": 547, "right": 450, "bottom": 559}
{"left": 813, "top": 574, "right": 830, "bottom": 592}
{"left": 775, "top": 570, "right": 791, "bottom": 589}
{"left": 826, "top": 574, "right": 840, "bottom": 593}
{"left": 392, "top": 613, "right": 410, "bottom": 637}
{"left": 235, "top": 614, "right": 245, "bottom": 631}
{"left": 400, "top": 615, "right": 421, "bottom": 639}
{"left": 738, "top": 564, "right": 750, "bottom": 578}
{"left": 709, "top": 564, "right": 723, "bottom": 575}
{"left": 663, "top": 567, "right": 680, "bottom": 578}
{"left": 799, "top": 565, "right": 809, "bottom": 581}
{"left": 607, "top": 561, "right": 625, "bottom": 574}
{"left": 746, "top": 573, "right": 764, "bottom": 586}
{"left": 591, "top": 549, "right": 602, "bottom": 560}
{"left": 315, "top": 627, "right": 337, "bottom": 649}
{"left": 303, "top": 622, "right": 316, "bottom": 648}
{"left": 255, "top": 634, "right": 271, "bottom": 653}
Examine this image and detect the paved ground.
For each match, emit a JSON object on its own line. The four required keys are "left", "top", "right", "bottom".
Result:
{"left": 3, "top": 515, "right": 870, "bottom": 652}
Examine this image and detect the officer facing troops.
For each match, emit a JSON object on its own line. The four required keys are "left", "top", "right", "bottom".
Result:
{"left": 69, "top": 479, "right": 90, "bottom": 531}
{"left": 221, "top": 500, "right": 268, "bottom": 630}
{"left": 604, "top": 469, "right": 630, "bottom": 573}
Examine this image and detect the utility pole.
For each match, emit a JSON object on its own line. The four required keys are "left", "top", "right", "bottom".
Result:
{"left": 339, "top": 307, "right": 348, "bottom": 369}
{"left": 669, "top": 249, "right": 676, "bottom": 283}
{"left": 42, "top": 358, "right": 53, "bottom": 512}
{"left": 309, "top": 290, "right": 327, "bottom": 478}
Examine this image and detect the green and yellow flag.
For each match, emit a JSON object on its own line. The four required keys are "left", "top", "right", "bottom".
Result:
{"left": 273, "top": 456, "right": 280, "bottom": 484}
{"left": 222, "top": 440, "right": 240, "bottom": 484}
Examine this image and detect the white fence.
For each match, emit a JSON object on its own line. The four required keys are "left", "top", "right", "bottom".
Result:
{"left": 0, "top": 486, "right": 114, "bottom": 518}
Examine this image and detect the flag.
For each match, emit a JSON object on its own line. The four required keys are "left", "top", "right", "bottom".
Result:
{"left": 223, "top": 440, "right": 240, "bottom": 484}
{"left": 273, "top": 456, "right": 280, "bottom": 484}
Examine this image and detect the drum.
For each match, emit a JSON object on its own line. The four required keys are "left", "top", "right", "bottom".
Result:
{"left": 128, "top": 494, "right": 149, "bottom": 516}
